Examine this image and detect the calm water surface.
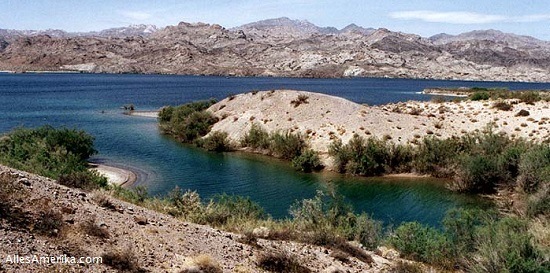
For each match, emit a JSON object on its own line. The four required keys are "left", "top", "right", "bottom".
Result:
{"left": 3, "top": 74, "right": 547, "bottom": 226}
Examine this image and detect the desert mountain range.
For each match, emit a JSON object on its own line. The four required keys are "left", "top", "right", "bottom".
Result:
{"left": 1, "top": 17, "right": 549, "bottom": 82}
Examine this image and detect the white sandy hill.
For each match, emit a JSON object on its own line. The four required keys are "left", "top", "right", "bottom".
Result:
{"left": 208, "top": 90, "right": 549, "bottom": 165}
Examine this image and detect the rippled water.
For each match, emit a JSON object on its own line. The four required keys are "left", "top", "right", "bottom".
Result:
{"left": 3, "top": 73, "right": 546, "bottom": 226}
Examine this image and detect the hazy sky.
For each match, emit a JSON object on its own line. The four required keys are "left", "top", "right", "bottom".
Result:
{"left": 2, "top": 0, "right": 549, "bottom": 40}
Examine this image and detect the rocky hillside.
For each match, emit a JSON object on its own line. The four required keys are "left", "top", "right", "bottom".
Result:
{"left": 0, "top": 164, "right": 405, "bottom": 272}
{"left": 1, "top": 18, "right": 549, "bottom": 82}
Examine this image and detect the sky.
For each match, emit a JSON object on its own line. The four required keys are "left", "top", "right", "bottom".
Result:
{"left": 1, "top": 0, "right": 550, "bottom": 40}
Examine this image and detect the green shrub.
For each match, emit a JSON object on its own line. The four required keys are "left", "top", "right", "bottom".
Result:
{"left": 470, "top": 91, "right": 490, "bottom": 101}
{"left": 240, "top": 123, "right": 270, "bottom": 149}
{"left": 159, "top": 100, "right": 218, "bottom": 142}
{"left": 166, "top": 187, "right": 203, "bottom": 217}
{"left": 197, "top": 131, "right": 232, "bottom": 152}
{"left": 196, "top": 194, "right": 267, "bottom": 227}
{"left": 518, "top": 91, "right": 541, "bottom": 105}
{"left": 442, "top": 208, "right": 493, "bottom": 257}
{"left": 389, "top": 222, "right": 452, "bottom": 267}
{"left": 58, "top": 170, "right": 108, "bottom": 190}
{"left": 172, "top": 111, "right": 218, "bottom": 142}
{"left": 452, "top": 155, "right": 503, "bottom": 193}
{"left": 526, "top": 185, "right": 550, "bottom": 217}
{"left": 158, "top": 106, "right": 174, "bottom": 122}
{"left": 328, "top": 135, "right": 390, "bottom": 176}
{"left": 290, "top": 190, "right": 382, "bottom": 250}
{"left": 270, "top": 131, "right": 305, "bottom": 160}
{"left": 0, "top": 126, "right": 96, "bottom": 175}
{"left": 412, "top": 137, "right": 461, "bottom": 177}
{"left": 518, "top": 145, "right": 550, "bottom": 193}
{"left": 111, "top": 185, "right": 149, "bottom": 204}
{"left": 291, "top": 149, "right": 323, "bottom": 172}
{"left": 469, "top": 217, "right": 547, "bottom": 273}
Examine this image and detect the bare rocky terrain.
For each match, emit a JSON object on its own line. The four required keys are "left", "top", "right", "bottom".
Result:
{"left": 0, "top": 165, "right": 409, "bottom": 273}
{"left": 1, "top": 17, "right": 550, "bottom": 82}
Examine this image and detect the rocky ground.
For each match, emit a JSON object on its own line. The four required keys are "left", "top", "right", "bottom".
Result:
{"left": 0, "top": 165, "right": 410, "bottom": 273}
{"left": 207, "top": 90, "right": 549, "bottom": 167}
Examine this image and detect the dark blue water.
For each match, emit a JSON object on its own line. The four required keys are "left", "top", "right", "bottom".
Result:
{"left": 2, "top": 73, "right": 544, "bottom": 226}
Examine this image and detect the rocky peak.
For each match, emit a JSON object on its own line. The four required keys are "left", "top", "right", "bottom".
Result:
{"left": 235, "top": 17, "right": 339, "bottom": 37}
{"left": 430, "top": 29, "right": 550, "bottom": 50}
{"left": 340, "top": 24, "right": 375, "bottom": 35}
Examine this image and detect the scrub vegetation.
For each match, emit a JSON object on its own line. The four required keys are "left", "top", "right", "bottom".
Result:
{"left": 2, "top": 124, "right": 548, "bottom": 271}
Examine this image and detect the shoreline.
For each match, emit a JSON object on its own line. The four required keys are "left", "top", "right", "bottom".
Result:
{"left": 127, "top": 110, "right": 159, "bottom": 118}
{"left": 90, "top": 163, "right": 137, "bottom": 187}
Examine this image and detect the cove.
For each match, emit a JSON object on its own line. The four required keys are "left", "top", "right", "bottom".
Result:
{"left": 3, "top": 74, "right": 543, "bottom": 227}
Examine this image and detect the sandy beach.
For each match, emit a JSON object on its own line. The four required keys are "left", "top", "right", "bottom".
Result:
{"left": 128, "top": 110, "right": 159, "bottom": 118}
{"left": 90, "top": 163, "right": 137, "bottom": 186}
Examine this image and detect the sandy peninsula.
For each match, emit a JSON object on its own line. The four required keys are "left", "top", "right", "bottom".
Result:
{"left": 206, "top": 90, "right": 549, "bottom": 166}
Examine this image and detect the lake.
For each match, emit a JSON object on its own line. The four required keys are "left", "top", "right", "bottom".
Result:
{"left": 3, "top": 73, "right": 548, "bottom": 226}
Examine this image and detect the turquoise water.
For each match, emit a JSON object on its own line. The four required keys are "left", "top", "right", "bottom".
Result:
{"left": 3, "top": 73, "right": 545, "bottom": 226}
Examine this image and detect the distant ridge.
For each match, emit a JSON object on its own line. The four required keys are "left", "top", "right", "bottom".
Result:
{"left": 1, "top": 18, "right": 549, "bottom": 82}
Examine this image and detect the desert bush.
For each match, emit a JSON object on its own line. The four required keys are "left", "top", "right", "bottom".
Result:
{"left": 526, "top": 184, "right": 550, "bottom": 218}
{"left": 468, "top": 217, "right": 547, "bottom": 273}
{"left": 240, "top": 123, "right": 270, "bottom": 149}
{"left": 182, "top": 254, "right": 223, "bottom": 273}
{"left": 388, "top": 261, "right": 424, "bottom": 273}
{"left": 197, "top": 131, "right": 232, "bottom": 152}
{"left": 79, "top": 217, "right": 110, "bottom": 239}
{"left": 195, "top": 194, "right": 266, "bottom": 228}
{"left": 470, "top": 91, "right": 490, "bottom": 101}
{"left": 517, "top": 145, "right": 550, "bottom": 193}
{"left": 389, "top": 222, "right": 452, "bottom": 267}
{"left": 172, "top": 111, "right": 218, "bottom": 142}
{"left": 517, "top": 91, "right": 541, "bottom": 105}
{"left": 257, "top": 251, "right": 311, "bottom": 273}
{"left": 111, "top": 185, "right": 149, "bottom": 204}
{"left": 493, "top": 101, "right": 513, "bottom": 111}
{"left": 516, "top": 109, "right": 530, "bottom": 117}
{"left": 290, "top": 94, "right": 309, "bottom": 107}
{"left": 166, "top": 187, "right": 203, "bottom": 217}
{"left": 93, "top": 191, "right": 117, "bottom": 210}
{"left": 442, "top": 208, "right": 492, "bottom": 259}
{"left": 328, "top": 135, "right": 390, "bottom": 176}
{"left": 58, "top": 170, "right": 108, "bottom": 190}
{"left": 102, "top": 247, "right": 143, "bottom": 273}
{"left": 270, "top": 131, "right": 305, "bottom": 160}
{"left": 291, "top": 149, "right": 323, "bottom": 172}
{"left": 159, "top": 100, "right": 218, "bottom": 142}
{"left": 290, "top": 190, "right": 382, "bottom": 250}
{"left": 452, "top": 155, "right": 504, "bottom": 193}
{"left": 33, "top": 209, "right": 65, "bottom": 237}
{"left": 411, "top": 137, "right": 461, "bottom": 177}
{"left": 0, "top": 126, "right": 97, "bottom": 179}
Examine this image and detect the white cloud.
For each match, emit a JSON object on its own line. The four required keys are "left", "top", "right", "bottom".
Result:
{"left": 120, "top": 11, "right": 152, "bottom": 21}
{"left": 389, "top": 10, "right": 550, "bottom": 25}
